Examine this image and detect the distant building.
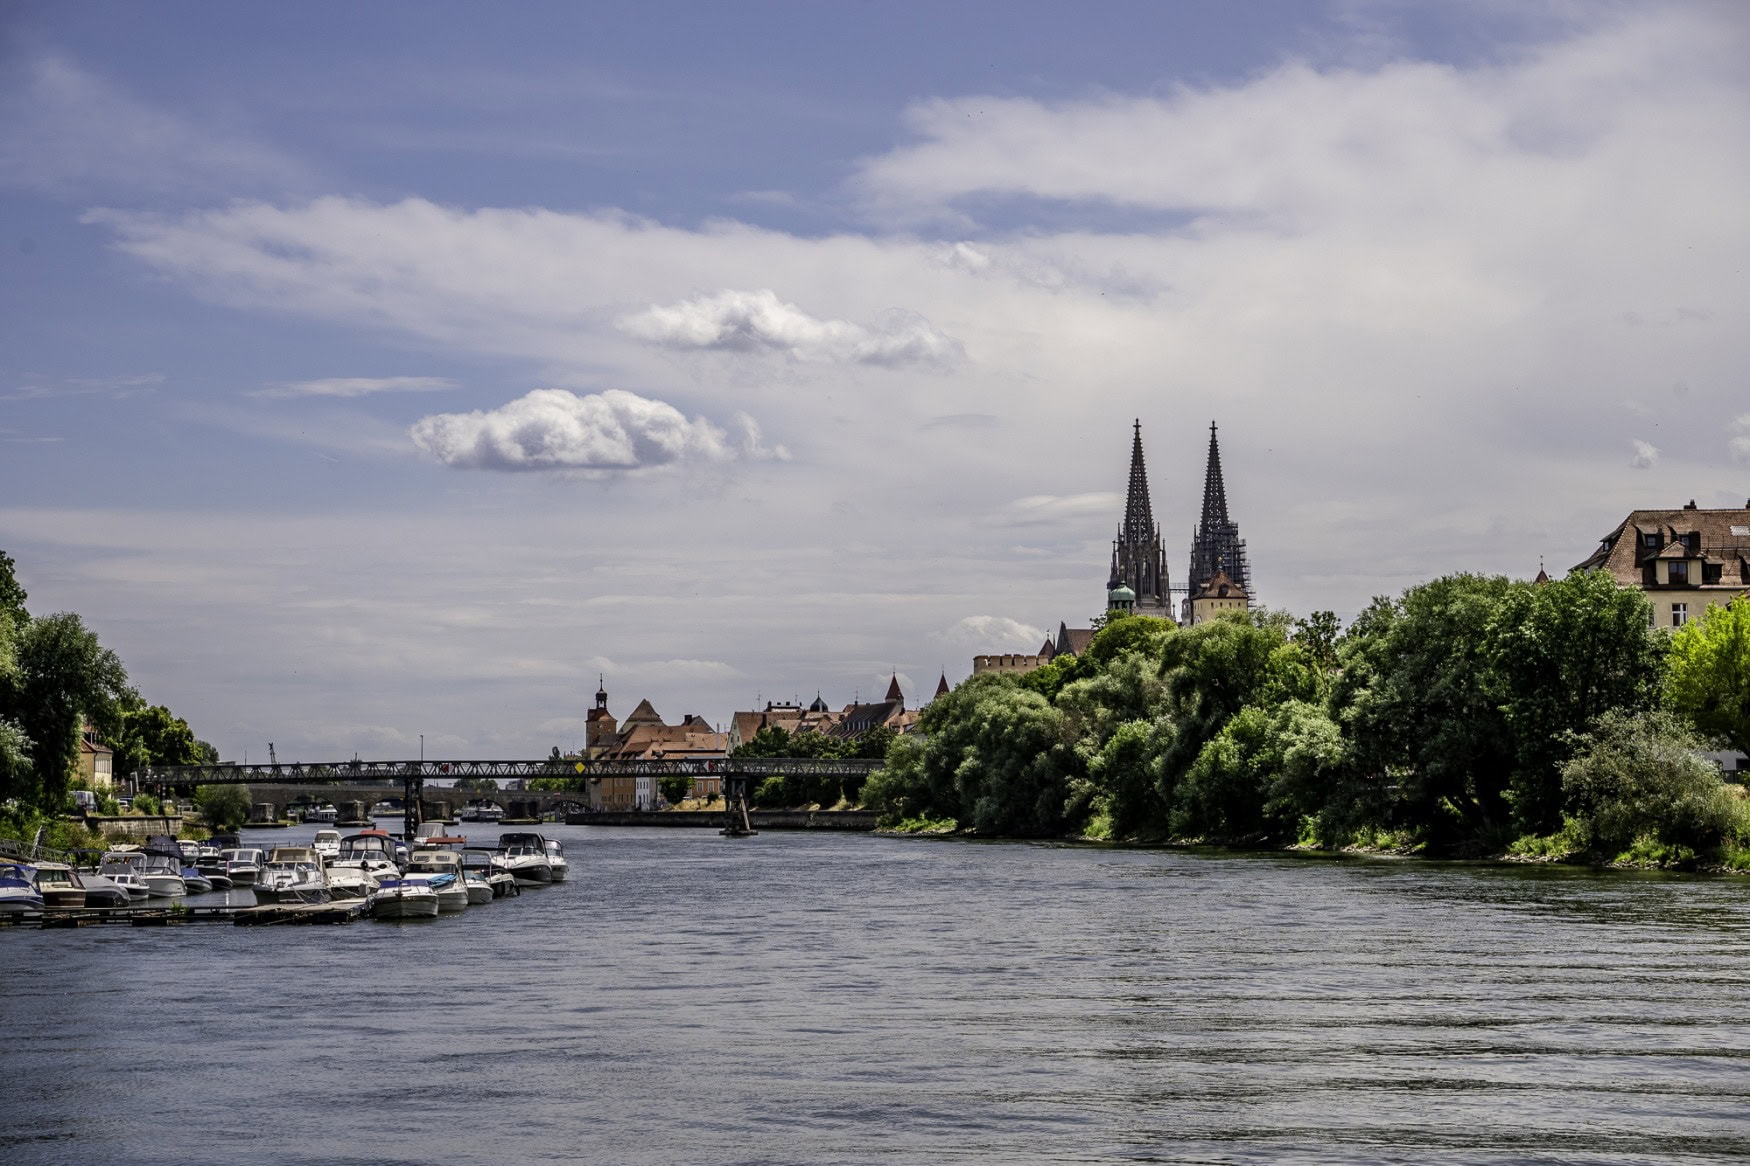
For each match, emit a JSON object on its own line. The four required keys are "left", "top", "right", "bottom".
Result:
{"left": 583, "top": 684, "right": 726, "bottom": 809}
{"left": 1108, "top": 420, "right": 1174, "bottom": 619}
{"left": 1188, "top": 568, "right": 1249, "bottom": 625}
{"left": 1183, "top": 422, "right": 1253, "bottom": 623}
{"left": 828, "top": 674, "right": 917, "bottom": 739}
{"left": 727, "top": 694, "right": 840, "bottom": 753}
{"left": 1573, "top": 500, "right": 1750, "bottom": 628}
{"left": 76, "top": 725, "right": 114, "bottom": 791}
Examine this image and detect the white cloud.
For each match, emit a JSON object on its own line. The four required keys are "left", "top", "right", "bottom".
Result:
{"left": 1630, "top": 439, "right": 1660, "bottom": 469}
{"left": 253, "top": 376, "right": 456, "bottom": 400}
{"left": 1731, "top": 414, "right": 1750, "bottom": 463}
{"left": 0, "top": 54, "right": 305, "bottom": 196}
{"left": 998, "top": 493, "right": 1123, "bottom": 527}
{"left": 409, "top": 387, "right": 784, "bottom": 472}
{"left": 617, "top": 288, "right": 959, "bottom": 367}
{"left": 935, "top": 615, "right": 1048, "bottom": 653}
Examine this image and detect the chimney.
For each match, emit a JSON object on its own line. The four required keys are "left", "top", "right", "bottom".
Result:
{"left": 1683, "top": 499, "right": 1698, "bottom": 510}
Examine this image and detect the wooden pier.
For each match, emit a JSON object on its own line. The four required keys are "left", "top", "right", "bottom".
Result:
{"left": 4, "top": 901, "right": 370, "bottom": 928}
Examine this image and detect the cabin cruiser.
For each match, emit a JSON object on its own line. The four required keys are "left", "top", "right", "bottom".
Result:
{"left": 0, "top": 862, "right": 45, "bottom": 913}
{"left": 368, "top": 876, "right": 439, "bottom": 919}
{"left": 497, "top": 832, "right": 554, "bottom": 885}
{"left": 311, "top": 828, "right": 342, "bottom": 861}
{"left": 195, "top": 846, "right": 233, "bottom": 889}
{"left": 221, "top": 848, "right": 263, "bottom": 887}
{"left": 254, "top": 847, "right": 331, "bottom": 904}
{"left": 413, "top": 822, "right": 467, "bottom": 849}
{"left": 323, "top": 863, "right": 376, "bottom": 901}
{"left": 108, "top": 850, "right": 187, "bottom": 898}
{"left": 460, "top": 867, "right": 495, "bottom": 905}
{"left": 542, "top": 839, "right": 569, "bottom": 882}
{"left": 305, "top": 803, "right": 338, "bottom": 823}
{"left": 406, "top": 850, "right": 471, "bottom": 912}
{"left": 32, "top": 862, "right": 88, "bottom": 909}
{"left": 144, "top": 836, "right": 199, "bottom": 896}
{"left": 462, "top": 851, "right": 519, "bottom": 898}
{"left": 459, "top": 800, "right": 504, "bottom": 823}
{"left": 330, "top": 830, "right": 401, "bottom": 887}
{"left": 76, "top": 868, "right": 131, "bottom": 908}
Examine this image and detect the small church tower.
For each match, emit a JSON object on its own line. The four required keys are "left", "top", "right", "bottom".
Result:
{"left": 1108, "top": 420, "right": 1173, "bottom": 619}
{"left": 585, "top": 677, "right": 617, "bottom": 758}
{"left": 1184, "top": 422, "right": 1253, "bottom": 624}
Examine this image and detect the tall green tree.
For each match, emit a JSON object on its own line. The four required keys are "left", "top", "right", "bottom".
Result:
{"left": 2, "top": 613, "right": 131, "bottom": 807}
{"left": 0, "top": 550, "right": 26, "bottom": 626}
{"left": 1487, "top": 571, "right": 1665, "bottom": 833}
{"left": 112, "top": 703, "right": 206, "bottom": 778}
{"left": 195, "top": 784, "right": 252, "bottom": 833}
{"left": 1665, "top": 597, "right": 1750, "bottom": 758}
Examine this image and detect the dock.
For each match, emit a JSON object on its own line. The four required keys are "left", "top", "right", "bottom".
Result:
{"left": 5, "top": 901, "right": 370, "bottom": 928}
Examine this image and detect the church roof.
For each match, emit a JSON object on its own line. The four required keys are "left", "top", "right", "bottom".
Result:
{"left": 809, "top": 692, "right": 829, "bottom": 712}
{"left": 1193, "top": 568, "right": 1247, "bottom": 601}
{"left": 1186, "top": 421, "right": 1254, "bottom": 606}
{"left": 935, "top": 673, "right": 950, "bottom": 698}
{"left": 885, "top": 673, "right": 903, "bottom": 703}
{"left": 1056, "top": 622, "right": 1095, "bottom": 657}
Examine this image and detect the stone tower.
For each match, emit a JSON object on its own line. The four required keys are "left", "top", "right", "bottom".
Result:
{"left": 1108, "top": 420, "right": 1173, "bottom": 619}
{"left": 585, "top": 677, "right": 616, "bottom": 758}
{"left": 1183, "top": 422, "right": 1253, "bottom": 623}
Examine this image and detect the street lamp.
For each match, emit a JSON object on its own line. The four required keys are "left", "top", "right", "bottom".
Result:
{"left": 420, "top": 734, "right": 424, "bottom": 763}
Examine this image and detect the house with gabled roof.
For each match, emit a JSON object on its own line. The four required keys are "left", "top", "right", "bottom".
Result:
{"left": 1573, "top": 500, "right": 1750, "bottom": 629}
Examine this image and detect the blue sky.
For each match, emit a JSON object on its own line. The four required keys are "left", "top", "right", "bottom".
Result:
{"left": 2, "top": 1, "right": 1747, "bottom": 761}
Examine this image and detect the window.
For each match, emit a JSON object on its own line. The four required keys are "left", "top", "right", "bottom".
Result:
{"left": 1642, "top": 532, "right": 1661, "bottom": 549}
{"left": 1669, "top": 560, "right": 1688, "bottom": 584}
{"left": 1672, "top": 603, "right": 1688, "bottom": 627}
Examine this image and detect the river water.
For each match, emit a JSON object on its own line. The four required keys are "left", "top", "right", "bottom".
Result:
{"left": 3, "top": 824, "right": 1748, "bottom": 1164}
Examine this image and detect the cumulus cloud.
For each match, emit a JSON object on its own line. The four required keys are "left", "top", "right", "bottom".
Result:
{"left": 935, "top": 615, "right": 1048, "bottom": 653}
{"left": 1630, "top": 439, "right": 1660, "bottom": 469}
{"left": 253, "top": 376, "right": 455, "bottom": 399}
{"left": 617, "top": 288, "right": 959, "bottom": 367}
{"left": 409, "top": 387, "right": 785, "bottom": 472}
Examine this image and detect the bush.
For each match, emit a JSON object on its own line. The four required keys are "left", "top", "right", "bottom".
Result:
{"left": 1560, "top": 709, "right": 1740, "bottom": 858}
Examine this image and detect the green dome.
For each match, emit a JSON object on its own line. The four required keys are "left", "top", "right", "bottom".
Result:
{"left": 1108, "top": 583, "right": 1136, "bottom": 603}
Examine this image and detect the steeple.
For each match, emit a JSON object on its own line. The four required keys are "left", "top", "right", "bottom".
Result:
{"left": 1184, "top": 422, "right": 1253, "bottom": 622}
{"left": 1109, "top": 420, "right": 1172, "bottom": 618}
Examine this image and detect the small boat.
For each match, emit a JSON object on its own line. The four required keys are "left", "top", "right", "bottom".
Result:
{"left": 497, "top": 832, "right": 554, "bottom": 885}
{"left": 543, "top": 839, "right": 570, "bottom": 882}
{"left": 406, "top": 851, "right": 471, "bottom": 912}
{"left": 33, "top": 861, "right": 88, "bottom": 909}
{"left": 0, "top": 862, "right": 45, "bottom": 914}
{"left": 97, "top": 852, "right": 151, "bottom": 900}
{"left": 194, "top": 846, "right": 233, "bottom": 889}
{"left": 179, "top": 865, "right": 214, "bottom": 894}
{"left": 461, "top": 868, "right": 495, "bottom": 905}
{"left": 221, "top": 848, "right": 263, "bottom": 887}
{"left": 76, "top": 866, "right": 131, "bottom": 908}
{"left": 369, "top": 877, "right": 439, "bottom": 919}
{"left": 459, "top": 800, "right": 505, "bottom": 823}
{"left": 323, "top": 864, "right": 376, "bottom": 901}
{"left": 463, "top": 851, "right": 519, "bottom": 898}
{"left": 413, "top": 822, "right": 468, "bottom": 849}
{"left": 305, "top": 803, "right": 339, "bottom": 823}
{"left": 369, "top": 801, "right": 397, "bottom": 817}
{"left": 140, "top": 836, "right": 192, "bottom": 897}
{"left": 254, "top": 847, "right": 331, "bottom": 904}
{"left": 311, "top": 828, "right": 342, "bottom": 860}
{"left": 331, "top": 830, "right": 401, "bottom": 889}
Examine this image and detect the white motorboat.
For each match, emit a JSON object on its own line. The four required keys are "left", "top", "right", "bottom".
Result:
{"left": 311, "top": 828, "right": 342, "bottom": 861}
{"left": 323, "top": 864, "right": 375, "bottom": 901}
{"left": 463, "top": 851, "right": 519, "bottom": 898}
{"left": 33, "top": 861, "right": 88, "bottom": 909}
{"left": 461, "top": 868, "right": 495, "bottom": 905}
{"left": 221, "top": 848, "right": 263, "bottom": 887}
{"left": 0, "top": 862, "right": 45, "bottom": 914}
{"left": 406, "top": 851, "right": 471, "bottom": 912}
{"left": 330, "top": 830, "right": 401, "bottom": 890}
{"left": 305, "top": 803, "right": 339, "bottom": 823}
{"left": 369, "top": 877, "right": 439, "bottom": 919}
{"left": 132, "top": 853, "right": 188, "bottom": 898}
{"left": 542, "top": 839, "right": 569, "bottom": 882}
{"left": 459, "top": 800, "right": 505, "bottom": 823}
{"left": 97, "top": 852, "right": 151, "bottom": 900}
{"left": 194, "top": 847, "right": 233, "bottom": 889}
{"left": 496, "top": 832, "right": 554, "bottom": 885}
{"left": 254, "top": 847, "right": 331, "bottom": 904}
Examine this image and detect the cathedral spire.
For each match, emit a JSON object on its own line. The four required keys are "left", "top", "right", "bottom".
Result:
{"left": 1108, "top": 420, "right": 1171, "bottom": 618}
{"left": 1185, "top": 421, "right": 1253, "bottom": 620}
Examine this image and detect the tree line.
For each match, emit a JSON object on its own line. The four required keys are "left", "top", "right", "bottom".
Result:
{"left": 1, "top": 550, "right": 219, "bottom": 832}
{"left": 864, "top": 571, "right": 1750, "bottom": 868}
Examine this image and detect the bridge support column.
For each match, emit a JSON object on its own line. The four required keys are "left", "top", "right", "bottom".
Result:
{"left": 403, "top": 775, "right": 423, "bottom": 841}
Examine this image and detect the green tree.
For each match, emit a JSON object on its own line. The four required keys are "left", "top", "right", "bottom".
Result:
{"left": 1666, "top": 597, "right": 1750, "bottom": 757}
{"left": 195, "top": 783, "right": 252, "bottom": 832}
{"left": 0, "top": 549, "right": 26, "bottom": 626}
{"left": 658, "top": 773, "right": 691, "bottom": 804}
{"left": 1292, "top": 610, "right": 1342, "bottom": 676}
{"left": 1, "top": 613, "right": 131, "bottom": 808}
{"left": 1559, "top": 709, "right": 1742, "bottom": 857}
{"left": 1487, "top": 570, "right": 1664, "bottom": 833}
{"left": 454, "top": 777, "right": 500, "bottom": 792}
{"left": 112, "top": 703, "right": 206, "bottom": 779}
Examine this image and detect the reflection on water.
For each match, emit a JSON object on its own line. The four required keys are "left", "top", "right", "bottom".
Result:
{"left": 3, "top": 826, "right": 1748, "bottom": 1164}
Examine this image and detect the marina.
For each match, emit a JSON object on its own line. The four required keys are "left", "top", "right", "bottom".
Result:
{"left": 0, "top": 818, "right": 567, "bottom": 929}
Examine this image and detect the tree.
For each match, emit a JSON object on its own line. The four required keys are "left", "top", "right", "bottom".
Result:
{"left": 112, "top": 703, "right": 206, "bottom": 778}
{"left": 658, "top": 773, "right": 691, "bottom": 804}
{"left": 0, "top": 549, "right": 26, "bottom": 626}
{"left": 1, "top": 613, "right": 131, "bottom": 807}
{"left": 1559, "top": 709, "right": 1741, "bottom": 857}
{"left": 195, "top": 784, "right": 252, "bottom": 833}
{"left": 1666, "top": 597, "right": 1750, "bottom": 758}
{"left": 1487, "top": 570, "right": 1664, "bottom": 833}
{"left": 454, "top": 777, "right": 500, "bottom": 792}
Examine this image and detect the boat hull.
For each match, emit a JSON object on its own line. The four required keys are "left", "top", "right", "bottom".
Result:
{"left": 143, "top": 875, "right": 187, "bottom": 898}
{"left": 253, "top": 884, "right": 332, "bottom": 905}
{"left": 41, "top": 888, "right": 87, "bottom": 909}
{"left": 371, "top": 892, "right": 439, "bottom": 919}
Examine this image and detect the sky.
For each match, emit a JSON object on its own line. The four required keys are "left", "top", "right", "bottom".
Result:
{"left": 2, "top": 1, "right": 1747, "bottom": 763}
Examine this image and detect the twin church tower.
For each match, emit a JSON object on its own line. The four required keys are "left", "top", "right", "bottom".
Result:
{"left": 1108, "top": 420, "right": 1253, "bottom": 626}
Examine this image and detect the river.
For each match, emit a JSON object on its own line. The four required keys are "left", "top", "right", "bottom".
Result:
{"left": 3, "top": 824, "right": 1748, "bottom": 1164}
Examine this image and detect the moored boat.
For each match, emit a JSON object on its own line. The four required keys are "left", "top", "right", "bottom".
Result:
{"left": 496, "top": 832, "right": 554, "bottom": 885}
{"left": 221, "top": 848, "right": 263, "bottom": 887}
{"left": 459, "top": 800, "right": 505, "bottom": 823}
{"left": 330, "top": 830, "right": 401, "bottom": 889}
{"left": 368, "top": 876, "right": 439, "bottom": 919}
{"left": 97, "top": 852, "right": 151, "bottom": 900}
{"left": 407, "top": 850, "right": 470, "bottom": 912}
{"left": 543, "top": 838, "right": 569, "bottom": 882}
{"left": 254, "top": 846, "right": 331, "bottom": 904}
{"left": 461, "top": 867, "right": 495, "bottom": 905}
{"left": 463, "top": 850, "right": 519, "bottom": 898}
{"left": 305, "top": 803, "right": 338, "bottom": 823}
{"left": 33, "top": 861, "right": 87, "bottom": 909}
{"left": 311, "top": 828, "right": 342, "bottom": 860}
{"left": 0, "top": 862, "right": 45, "bottom": 913}
{"left": 77, "top": 868, "right": 132, "bottom": 908}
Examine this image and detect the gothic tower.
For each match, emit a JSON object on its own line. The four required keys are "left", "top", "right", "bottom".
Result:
{"left": 1108, "top": 420, "right": 1173, "bottom": 619}
{"left": 1183, "top": 421, "right": 1253, "bottom": 623}
{"left": 585, "top": 676, "right": 616, "bottom": 758}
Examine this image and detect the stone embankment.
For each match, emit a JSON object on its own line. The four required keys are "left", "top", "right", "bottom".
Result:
{"left": 569, "top": 809, "right": 877, "bottom": 831}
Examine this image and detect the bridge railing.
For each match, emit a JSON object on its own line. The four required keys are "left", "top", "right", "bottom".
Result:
{"left": 129, "top": 757, "right": 885, "bottom": 786}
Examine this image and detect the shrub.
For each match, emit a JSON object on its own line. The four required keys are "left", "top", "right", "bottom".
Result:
{"left": 1560, "top": 709, "right": 1739, "bottom": 857}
